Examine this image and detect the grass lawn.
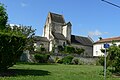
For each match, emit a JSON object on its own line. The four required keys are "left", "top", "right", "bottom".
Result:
{"left": 0, "top": 63, "right": 120, "bottom": 80}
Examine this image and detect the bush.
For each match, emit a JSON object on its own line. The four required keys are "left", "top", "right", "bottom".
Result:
{"left": 34, "top": 54, "right": 50, "bottom": 63}
{"left": 75, "top": 48, "right": 85, "bottom": 55}
{"left": 72, "top": 58, "right": 79, "bottom": 65}
{"left": 96, "top": 56, "right": 110, "bottom": 69}
{"left": 0, "top": 33, "right": 26, "bottom": 70}
{"left": 64, "top": 46, "right": 75, "bottom": 54}
{"left": 55, "top": 57, "right": 63, "bottom": 64}
{"left": 62, "top": 56, "right": 74, "bottom": 64}
{"left": 58, "top": 45, "right": 64, "bottom": 52}
{"left": 99, "top": 69, "right": 112, "bottom": 77}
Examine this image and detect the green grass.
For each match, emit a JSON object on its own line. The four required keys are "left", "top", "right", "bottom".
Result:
{"left": 0, "top": 63, "right": 120, "bottom": 80}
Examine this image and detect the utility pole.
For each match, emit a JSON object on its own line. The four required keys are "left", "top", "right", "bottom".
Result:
{"left": 101, "top": 0, "right": 120, "bottom": 9}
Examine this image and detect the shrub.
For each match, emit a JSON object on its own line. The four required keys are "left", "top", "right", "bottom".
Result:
{"left": 75, "top": 48, "right": 85, "bottom": 55}
{"left": 72, "top": 58, "right": 79, "bottom": 65}
{"left": 0, "top": 33, "right": 26, "bottom": 70}
{"left": 34, "top": 54, "right": 50, "bottom": 63}
{"left": 64, "top": 46, "right": 75, "bottom": 54}
{"left": 58, "top": 45, "right": 64, "bottom": 52}
{"left": 35, "top": 47, "right": 46, "bottom": 53}
{"left": 55, "top": 57, "right": 63, "bottom": 64}
{"left": 62, "top": 56, "right": 74, "bottom": 64}
{"left": 99, "top": 69, "right": 112, "bottom": 77}
{"left": 96, "top": 56, "right": 110, "bottom": 69}
{"left": 56, "top": 59, "right": 63, "bottom": 64}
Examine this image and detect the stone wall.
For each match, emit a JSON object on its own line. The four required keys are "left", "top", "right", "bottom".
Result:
{"left": 34, "top": 41, "right": 49, "bottom": 52}
{"left": 50, "top": 55, "right": 98, "bottom": 65}
{"left": 71, "top": 43, "right": 93, "bottom": 57}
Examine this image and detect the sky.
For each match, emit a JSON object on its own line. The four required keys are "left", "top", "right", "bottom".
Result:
{"left": 1, "top": 0, "right": 120, "bottom": 41}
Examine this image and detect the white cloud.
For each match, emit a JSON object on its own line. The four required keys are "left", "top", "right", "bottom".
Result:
{"left": 88, "top": 30, "right": 108, "bottom": 37}
{"left": 21, "top": 2, "right": 27, "bottom": 7}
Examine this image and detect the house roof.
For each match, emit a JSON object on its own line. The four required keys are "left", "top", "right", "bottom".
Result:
{"left": 52, "top": 32, "right": 66, "bottom": 40}
{"left": 94, "top": 36, "right": 120, "bottom": 44}
{"left": 71, "top": 35, "right": 93, "bottom": 46}
{"left": 49, "top": 12, "right": 65, "bottom": 23}
{"left": 33, "top": 36, "right": 49, "bottom": 42}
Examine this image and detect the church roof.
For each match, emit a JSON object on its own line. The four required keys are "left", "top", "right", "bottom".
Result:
{"left": 49, "top": 12, "right": 65, "bottom": 23}
{"left": 71, "top": 35, "right": 93, "bottom": 46}
{"left": 52, "top": 32, "right": 66, "bottom": 40}
{"left": 33, "top": 36, "right": 49, "bottom": 42}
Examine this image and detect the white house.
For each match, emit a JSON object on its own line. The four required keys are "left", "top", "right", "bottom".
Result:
{"left": 93, "top": 36, "right": 120, "bottom": 56}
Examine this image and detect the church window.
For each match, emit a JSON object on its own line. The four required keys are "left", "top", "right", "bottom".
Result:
{"left": 63, "top": 42, "right": 65, "bottom": 47}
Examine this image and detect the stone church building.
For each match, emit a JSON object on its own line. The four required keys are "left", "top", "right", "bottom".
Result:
{"left": 34, "top": 12, "right": 93, "bottom": 56}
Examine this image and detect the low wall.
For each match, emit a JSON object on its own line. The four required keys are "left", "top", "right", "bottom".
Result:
{"left": 50, "top": 55, "right": 98, "bottom": 65}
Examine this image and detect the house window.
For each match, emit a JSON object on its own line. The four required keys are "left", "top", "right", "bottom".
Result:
{"left": 96, "top": 51, "right": 98, "bottom": 55}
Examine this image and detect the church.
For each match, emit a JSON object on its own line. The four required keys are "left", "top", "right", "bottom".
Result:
{"left": 34, "top": 12, "right": 93, "bottom": 56}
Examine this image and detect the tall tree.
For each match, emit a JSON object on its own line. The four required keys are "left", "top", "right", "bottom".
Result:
{"left": 0, "top": 3, "right": 35, "bottom": 70}
{"left": 0, "top": 3, "right": 8, "bottom": 30}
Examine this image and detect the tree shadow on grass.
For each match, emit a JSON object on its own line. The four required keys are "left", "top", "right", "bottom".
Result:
{"left": 0, "top": 69, "right": 50, "bottom": 77}
{"left": 16, "top": 62, "right": 57, "bottom": 65}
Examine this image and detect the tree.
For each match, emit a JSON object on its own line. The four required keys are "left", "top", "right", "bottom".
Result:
{"left": 99, "top": 43, "right": 120, "bottom": 73}
{"left": 0, "top": 3, "right": 35, "bottom": 70}
{"left": 0, "top": 33, "right": 26, "bottom": 70}
{"left": 6, "top": 24, "right": 35, "bottom": 52}
{"left": 99, "top": 37, "right": 102, "bottom": 40}
{"left": 108, "top": 45, "right": 120, "bottom": 72}
{"left": 0, "top": 3, "right": 8, "bottom": 30}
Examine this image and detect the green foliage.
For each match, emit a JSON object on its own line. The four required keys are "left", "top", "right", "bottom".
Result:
{"left": 6, "top": 24, "right": 35, "bottom": 51}
{"left": 108, "top": 45, "right": 120, "bottom": 72}
{"left": 97, "top": 57, "right": 104, "bottom": 66}
{"left": 0, "top": 3, "right": 35, "bottom": 70}
{"left": 57, "top": 45, "right": 64, "bottom": 52}
{"left": 35, "top": 46, "right": 46, "bottom": 53}
{"left": 75, "top": 48, "right": 85, "bottom": 55}
{"left": 99, "top": 69, "right": 112, "bottom": 78}
{"left": 100, "top": 48, "right": 109, "bottom": 53}
{"left": 55, "top": 57, "right": 63, "bottom": 64}
{"left": 99, "top": 44, "right": 120, "bottom": 73}
{"left": 0, "top": 3, "right": 8, "bottom": 30}
{"left": 62, "top": 56, "right": 74, "bottom": 64}
{"left": 97, "top": 56, "right": 110, "bottom": 69}
{"left": 64, "top": 46, "right": 75, "bottom": 54}
{"left": 0, "top": 32, "right": 26, "bottom": 70}
{"left": 34, "top": 54, "right": 50, "bottom": 63}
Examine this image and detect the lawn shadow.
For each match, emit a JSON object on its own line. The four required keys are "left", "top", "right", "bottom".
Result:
{"left": 16, "top": 62, "right": 57, "bottom": 65}
{"left": 0, "top": 69, "right": 50, "bottom": 77}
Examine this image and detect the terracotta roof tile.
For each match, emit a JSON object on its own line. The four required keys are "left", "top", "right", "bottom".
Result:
{"left": 94, "top": 36, "right": 120, "bottom": 44}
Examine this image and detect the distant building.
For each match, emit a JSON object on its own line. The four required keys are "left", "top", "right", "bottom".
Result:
{"left": 34, "top": 12, "right": 93, "bottom": 56}
{"left": 93, "top": 36, "right": 120, "bottom": 56}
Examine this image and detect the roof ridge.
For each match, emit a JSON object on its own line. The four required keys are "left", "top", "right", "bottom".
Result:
{"left": 49, "top": 12, "right": 63, "bottom": 16}
{"left": 72, "top": 35, "right": 88, "bottom": 38}
{"left": 94, "top": 36, "right": 120, "bottom": 44}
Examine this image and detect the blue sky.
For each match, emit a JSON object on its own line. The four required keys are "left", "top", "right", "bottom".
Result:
{"left": 1, "top": 0, "right": 120, "bottom": 41}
